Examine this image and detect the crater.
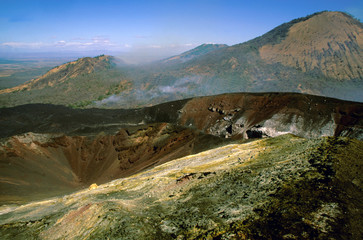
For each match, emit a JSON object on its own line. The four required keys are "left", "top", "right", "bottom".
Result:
{"left": 0, "top": 123, "right": 227, "bottom": 204}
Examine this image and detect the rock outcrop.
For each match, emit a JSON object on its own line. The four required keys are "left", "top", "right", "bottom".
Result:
{"left": 178, "top": 93, "right": 363, "bottom": 140}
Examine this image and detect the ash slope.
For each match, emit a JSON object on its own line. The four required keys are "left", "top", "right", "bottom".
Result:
{"left": 1, "top": 135, "right": 362, "bottom": 239}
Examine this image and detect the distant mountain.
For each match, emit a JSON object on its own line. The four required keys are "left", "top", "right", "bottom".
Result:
{"left": 170, "top": 11, "right": 363, "bottom": 101}
{"left": 0, "top": 11, "right": 362, "bottom": 108}
{"left": 94, "top": 11, "right": 363, "bottom": 108}
{"left": 162, "top": 43, "right": 228, "bottom": 64}
{"left": 0, "top": 55, "right": 130, "bottom": 107}
{"left": 0, "top": 55, "right": 113, "bottom": 93}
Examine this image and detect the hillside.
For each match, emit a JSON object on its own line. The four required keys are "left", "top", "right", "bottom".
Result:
{"left": 186, "top": 11, "right": 363, "bottom": 81}
{"left": 259, "top": 11, "right": 363, "bottom": 80}
{"left": 0, "top": 55, "right": 130, "bottom": 107}
{"left": 1, "top": 134, "right": 362, "bottom": 239}
{"left": 174, "top": 11, "right": 363, "bottom": 99}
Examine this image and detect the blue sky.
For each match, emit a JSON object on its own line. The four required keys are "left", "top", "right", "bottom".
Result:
{"left": 0, "top": 0, "right": 362, "bottom": 60}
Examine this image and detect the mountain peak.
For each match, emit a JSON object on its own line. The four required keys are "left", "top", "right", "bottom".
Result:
{"left": 163, "top": 43, "right": 228, "bottom": 64}
{"left": 259, "top": 11, "right": 363, "bottom": 80}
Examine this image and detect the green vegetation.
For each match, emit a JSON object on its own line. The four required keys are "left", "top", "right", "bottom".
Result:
{"left": 0, "top": 62, "right": 131, "bottom": 108}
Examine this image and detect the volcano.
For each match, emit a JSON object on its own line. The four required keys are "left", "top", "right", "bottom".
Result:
{"left": 0, "top": 10, "right": 362, "bottom": 240}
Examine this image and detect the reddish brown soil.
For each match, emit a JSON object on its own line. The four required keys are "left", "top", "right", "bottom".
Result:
{"left": 0, "top": 123, "right": 226, "bottom": 204}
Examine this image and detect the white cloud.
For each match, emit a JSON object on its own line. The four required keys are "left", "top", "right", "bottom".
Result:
{"left": 1, "top": 41, "right": 47, "bottom": 48}
{"left": 0, "top": 39, "right": 196, "bottom": 60}
{"left": 1, "top": 36, "right": 125, "bottom": 51}
{"left": 54, "top": 37, "right": 116, "bottom": 48}
{"left": 92, "top": 36, "right": 110, "bottom": 44}
{"left": 55, "top": 40, "right": 66, "bottom": 46}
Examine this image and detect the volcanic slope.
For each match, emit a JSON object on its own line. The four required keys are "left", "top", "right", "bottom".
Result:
{"left": 95, "top": 11, "right": 363, "bottom": 108}
{"left": 0, "top": 55, "right": 130, "bottom": 107}
{"left": 1, "top": 134, "right": 362, "bottom": 239}
{"left": 171, "top": 11, "right": 363, "bottom": 100}
{"left": 259, "top": 11, "right": 363, "bottom": 81}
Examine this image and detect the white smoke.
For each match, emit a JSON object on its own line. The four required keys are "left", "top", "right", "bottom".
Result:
{"left": 158, "top": 76, "right": 202, "bottom": 94}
